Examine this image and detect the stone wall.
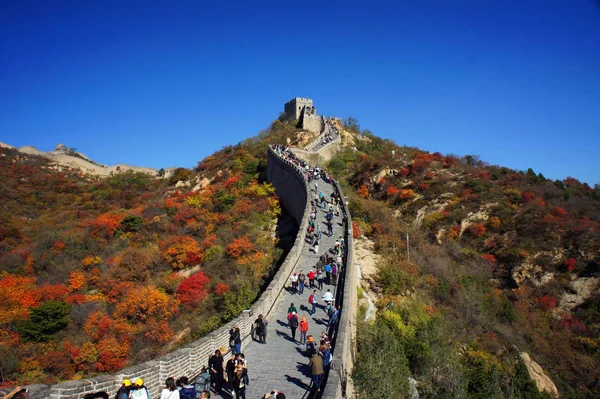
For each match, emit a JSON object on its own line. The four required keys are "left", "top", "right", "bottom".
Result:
{"left": 320, "top": 182, "right": 357, "bottom": 399}
{"left": 301, "top": 114, "right": 324, "bottom": 135}
{"left": 18, "top": 147, "right": 312, "bottom": 399}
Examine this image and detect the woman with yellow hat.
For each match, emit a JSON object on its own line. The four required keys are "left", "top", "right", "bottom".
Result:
{"left": 129, "top": 378, "right": 151, "bottom": 399}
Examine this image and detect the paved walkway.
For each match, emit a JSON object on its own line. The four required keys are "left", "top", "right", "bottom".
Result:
{"left": 235, "top": 178, "right": 342, "bottom": 399}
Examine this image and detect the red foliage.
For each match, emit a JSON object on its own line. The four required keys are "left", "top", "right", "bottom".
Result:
{"left": 224, "top": 175, "right": 240, "bottom": 187}
{"left": 481, "top": 254, "right": 497, "bottom": 264}
{"left": 177, "top": 272, "right": 211, "bottom": 308}
{"left": 357, "top": 185, "right": 369, "bottom": 198}
{"left": 95, "top": 336, "right": 130, "bottom": 371}
{"left": 564, "top": 258, "right": 577, "bottom": 272}
{"left": 226, "top": 236, "right": 254, "bottom": 258}
{"left": 398, "top": 168, "right": 410, "bottom": 177}
{"left": 520, "top": 192, "right": 535, "bottom": 203}
{"left": 561, "top": 314, "right": 587, "bottom": 332}
{"left": 443, "top": 157, "right": 457, "bottom": 168}
{"left": 352, "top": 221, "right": 361, "bottom": 239}
{"left": 85, "top": 311, "right": 114, "bottom": 341}
{"left": 412, "top": 153, "right": 435, "bottom": 173}
{"left": 552, "top": 207, "right": 568, "bottom": 217}
{"left": 534, "top": 295, "right": 557, "bottom": 311}
{"left": 468, "top": 223, "right": 487, "bottom": 237}
{"left": 419, "top": 183, "right": 430, "bottom": 191}
{"left": 386, "top": 186, "right": 400, "bottom": 196}
{"left": 163, "top": 236, "right": 204, "bottom": 269}
{"left": 214, "top": 283, "right": 229, "bottom": 296}
{"left": 89, "top": 213, "right": 124, "bottom": 240}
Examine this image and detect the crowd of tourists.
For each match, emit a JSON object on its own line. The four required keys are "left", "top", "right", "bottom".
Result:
{"left": 272, "top": 144, "right": 334, "bottom": 184}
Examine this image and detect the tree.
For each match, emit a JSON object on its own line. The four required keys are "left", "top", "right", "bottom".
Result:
{"left": 18, "top": 300, "right": 71, "bottom": 342}
{"left": 177, "top": 272, "right": 211, "bottom": 309}
{"left": 168, "top": 167, "right": 193, "bottom": 185}
{"left": 343, "top": 116, "right": 361, "bottom": 133}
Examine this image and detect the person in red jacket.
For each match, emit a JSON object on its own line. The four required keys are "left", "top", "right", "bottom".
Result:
{"left": 308, "top": 269, "right": 316, "bottom": 288}
{"left": 299, "top": 315, "right": 309, "bottom": 344}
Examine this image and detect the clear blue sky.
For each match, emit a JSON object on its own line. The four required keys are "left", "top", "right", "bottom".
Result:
{"left": 1, "top": 0, "right": 599, "bottom": 184}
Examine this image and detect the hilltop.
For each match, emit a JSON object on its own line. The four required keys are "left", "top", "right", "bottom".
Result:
{"left": 0, "top": 141, "right": 161, "bottom": 178}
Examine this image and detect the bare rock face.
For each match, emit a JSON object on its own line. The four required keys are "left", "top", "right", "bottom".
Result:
{"left": 555, "top": 276, "right": 600, "bottom": 315}
{"left": 519, "top": 352, "right": 559, "bottom": 398}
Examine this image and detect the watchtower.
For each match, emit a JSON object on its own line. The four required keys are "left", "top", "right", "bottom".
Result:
{"left": 284, "top": 97, "right": 315, "bottom": 122}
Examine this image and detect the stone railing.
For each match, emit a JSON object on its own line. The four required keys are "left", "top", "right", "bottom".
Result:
{"left": 319, "top": 181, "right": 356, "bottom": 399}
{"left": 17, "top": 147, "right": 312, "bottom": 399}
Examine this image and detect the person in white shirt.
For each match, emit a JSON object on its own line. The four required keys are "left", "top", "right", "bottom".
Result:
{"left": 160, "top": 378, "right": 180, "bottom": 399}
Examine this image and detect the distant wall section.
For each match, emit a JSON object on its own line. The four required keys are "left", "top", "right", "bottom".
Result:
{"left": 267, "top": 149, "right": 308, "bottom": 225}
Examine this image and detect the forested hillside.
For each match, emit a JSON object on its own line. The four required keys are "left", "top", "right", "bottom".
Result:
{"left": 0, "top": 123, "right": 301, "bottom": 385}
{"left": 328, "top": 125, "right": 600, "bottom": 398}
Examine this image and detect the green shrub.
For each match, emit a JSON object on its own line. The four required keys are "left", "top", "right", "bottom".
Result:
{"left": 353, "top": 319, "right": 410, "bottom": 398}
{"left": 204, "top": 245, "right": 224, "bottom": 262}
{"left": 18, "top": 300, "right": 71, "bottom": 342}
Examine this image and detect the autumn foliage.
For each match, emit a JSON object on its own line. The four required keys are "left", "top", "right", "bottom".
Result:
{"left": 0, "top": 131, "right": 284, "bottom": 384}
{"left": 177, "top": 272, "right": 211, "bottom": 308}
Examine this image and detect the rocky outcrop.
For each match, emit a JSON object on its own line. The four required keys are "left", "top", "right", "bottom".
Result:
{"left": 555, "top": 276, "right": 600, "bottom": 315}
{"left": 519, "top": 352, "right": 559, "bottom": 398}
{"left": 512, "top": 251, "right": 563, "bottom": 287}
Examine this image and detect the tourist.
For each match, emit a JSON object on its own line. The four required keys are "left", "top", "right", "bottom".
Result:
{"left": 329, "top": 305, "right": 340, "bottom": 327}
{"left": 298, "top": 270, "right": 306, "bottom": 294}
{"left": 233, "top": 363, "right": 249, "bottom": 399}
{"left": 321, "top": 344, "right": 332, "bottom": 370}
{"left": 129, "top": 378, "right": 151, "bottom": 399}
{"left": 316, "top": 269, "right": 324, "bottom": 290}
{"left": 288, "top": 303, "right": 297, "bottom": 314}
{"left": 324, "top": 262, "right": 332, "bottom": 285}
{"left": 306, "top": 335, "right": 317, "bottom": 356}
{"left": 290, "top": 272, "right": 298, "bottom": 293}
{"left": 288, "top": 311, "right": 299, "bottom": 342}
{"left": 299, "top": 315, "right": 309, "bottom": 344}
{"left": 308, "top": 269, "right": 316, "bottom": 288}
{"left": 309, "top": 290, "right": 318, "bottom": 315}
{"left": 177, "top": 377, "right": 195, "bottom": 399}
{"left": 309, "top": 351, "right": 324, "bottom": 387}
{"left": 208, "top": 349, "right": 225, "bottom": 396}
{"left": 235, "top": 352, "right": 248, "bottom": 370}
{"left": 332, "top": 263, "right": 338, "bottom": 286}
{"left": 313, "top": 238, "right": 319, "bottom": 254}
{"left": 323, "top": 290, "right": 334, "bottom": 313}
{"left": 114, "top": 380, "right": 131, "bottom": 399}
{"left": 229, "top": 327, "right": 241, "bottom": 355}
{"left": 254, "top": 314, "right": 266, "bottom": 343}
{"left": 226, "top": 355, "right": 237, "bottom": 393}
{"left": 160, "top": 378, "right": 180, "bottom": 399}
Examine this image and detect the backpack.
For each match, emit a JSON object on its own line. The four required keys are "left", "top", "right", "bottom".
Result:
{"left": 328, "top": 307, "right": 335, "bottom": 317}
{"left": 308, "top": 294, "right": 314, "bottom": 304}
{"left": 179, "top": 386, "right": 196, "bottom": 399}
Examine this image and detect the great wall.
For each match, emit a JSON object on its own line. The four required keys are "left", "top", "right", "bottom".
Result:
{"left": 10, "top": 99, "right": 358, "bottom": 399}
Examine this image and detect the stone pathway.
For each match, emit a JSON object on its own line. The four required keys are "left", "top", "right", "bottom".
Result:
{"left": 217, "top": 178, "right": 343, "bottom": 399}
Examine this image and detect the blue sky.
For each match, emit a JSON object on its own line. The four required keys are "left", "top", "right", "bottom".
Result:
{"left": 1, "top": 0, "right": 599, "bottom": 184}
